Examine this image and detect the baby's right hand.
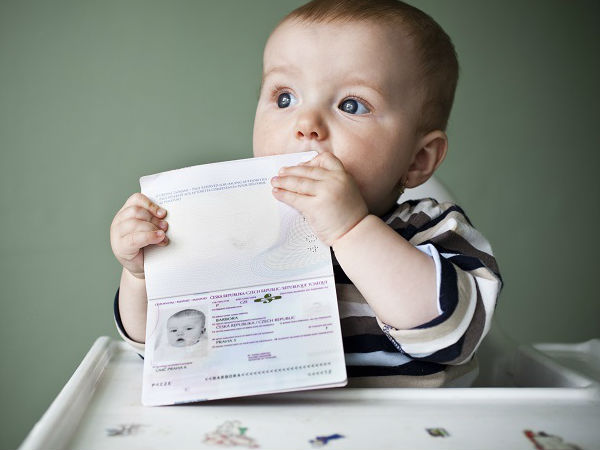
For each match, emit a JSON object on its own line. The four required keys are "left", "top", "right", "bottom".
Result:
{"left": 110, "top": 193, "right": 169, "bottom": 279}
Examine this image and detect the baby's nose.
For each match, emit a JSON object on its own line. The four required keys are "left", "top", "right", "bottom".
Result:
{"left": 295, "top": 110, "right": 328, "bottom": 141}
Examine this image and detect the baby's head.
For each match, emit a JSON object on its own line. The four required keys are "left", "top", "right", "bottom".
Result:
{"left": 253, "top": 0, "right": 458, "bottom": 216}
{"left": 166, "top": 309, "right": 206, "bottom": 347}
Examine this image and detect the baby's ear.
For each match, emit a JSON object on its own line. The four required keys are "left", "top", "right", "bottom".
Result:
{"left": 406, "top": 130, "right": 448, "bottom": 188}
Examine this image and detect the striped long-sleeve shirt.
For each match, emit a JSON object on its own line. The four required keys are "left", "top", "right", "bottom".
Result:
{"left": 114, "top": 198, "right": 502, "bottom": 387}
{"left": 339, "top": 198, "right": 502, "bottom": 386}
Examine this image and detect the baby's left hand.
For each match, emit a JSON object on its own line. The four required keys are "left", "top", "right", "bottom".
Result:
{"left": 271, "top": 152, "right": 368, "bottom": 246}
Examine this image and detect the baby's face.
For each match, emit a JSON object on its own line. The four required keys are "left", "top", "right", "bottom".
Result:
{"left": 254, "top": 19, "right": 425, "bottom": 215}
{"left": 167, "top": 315, "right": 205, "bottom": 347}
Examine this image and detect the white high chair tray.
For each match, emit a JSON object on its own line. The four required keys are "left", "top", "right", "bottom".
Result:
{"left": 20, "top": 337, "right": 600, "bottom": 450}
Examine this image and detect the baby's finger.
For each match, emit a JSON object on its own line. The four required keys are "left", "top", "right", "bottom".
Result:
{"left": 305, "top": 152, "right": 345, "bottom": 171}
{"left": 271, "top": 175, "right": 319, "bottom": 196}
{"left": 116, "top": 218, "right": 167, "bottom": 238}
{"left": 278, "top": 164, "right": 328, "bottom": 180}
{"left": 124, "top": 230, "right": 166, "bottom": 254}
{"left": 272, "top": 186, "right": 311, "bottom": 211}
{"left": 114, "top": 205, "right": 168, "bottom": 230}
{"left": 120, "top": 193, "right": 167, "bottom": 219}
{"left": 156, "top": 235, "right": 170, "bottom": 246}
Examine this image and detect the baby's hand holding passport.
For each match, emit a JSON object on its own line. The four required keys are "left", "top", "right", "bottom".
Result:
{"left": 270, "top": 152, "right": 368, "bottom": 246}
{"left": 110, "top": 193, "right": 169, "bottom": 279}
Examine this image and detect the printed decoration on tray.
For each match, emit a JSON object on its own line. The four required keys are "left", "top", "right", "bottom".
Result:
{"left": 523, "top": 430, "right": 581, "bottom": 450}
{"left": 309, "top": 433, "right": 345, "bottom": 447}
{"left": 204, "top": 420, "right": 259, "bottom": 448}
{"left": 105, "top": 424, "right": 145, "bottom": 437}
{"left": 426, "top": 428, "right": 450, "bottom": 438}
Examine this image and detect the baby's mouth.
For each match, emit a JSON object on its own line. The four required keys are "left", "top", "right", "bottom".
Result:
{"left": 177, "top": 338, "right": 185, "bottom": 343}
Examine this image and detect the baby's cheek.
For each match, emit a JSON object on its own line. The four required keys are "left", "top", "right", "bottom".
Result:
{"left": 341, "top": 164, "right": 368, "bottom": 194}
{"left": 253, "top": 120, "right": 287, "bottom": 158}
{"left": 253, "top": 146, "right": 280, "bottom": 158}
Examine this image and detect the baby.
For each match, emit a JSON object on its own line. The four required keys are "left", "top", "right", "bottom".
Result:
{"left": 110, "top": 0, "right": 502, "bottom": 387}
{"left": 166, "top": 309, "right": 206, "bottom": 348}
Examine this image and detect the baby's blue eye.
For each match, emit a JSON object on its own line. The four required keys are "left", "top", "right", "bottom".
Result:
{"left": 277, "top": 92, "right": 297, "bottom": 108}
{"left": 186, "top": 327, "right": 193, "bottom": 331}
{"left": 339, "top": 99, "right": 369, "bottom": 115}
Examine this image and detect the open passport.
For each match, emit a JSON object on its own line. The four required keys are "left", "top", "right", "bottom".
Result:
{"left": 140, "top": 152, "right": 347, "bottom": 405}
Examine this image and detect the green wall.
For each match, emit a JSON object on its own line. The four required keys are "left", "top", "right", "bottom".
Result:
{"left": 1, "top": 1, "right": 598, "bottom": 448}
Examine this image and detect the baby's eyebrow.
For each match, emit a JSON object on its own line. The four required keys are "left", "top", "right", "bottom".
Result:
{"left": 261, "top": 66, "right": 386, "bottom": 99}
{"left": 343, "top": 76, "right": 386, "bottom": 98}
{"left": 261, "top": 64, "right": 299, "bottom": 87}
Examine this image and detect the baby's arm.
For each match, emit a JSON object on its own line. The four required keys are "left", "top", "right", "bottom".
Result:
{"left": 117, "top": 268, "right": 149, "bottom": 343}
{"left": 332, "top": 214, "right": 439, "bottom": 329}
{"left": 341, "top": 199, "right": 502, "bottom": 364}
{"left": 110, "top": 193, "right": 169, "bottom": 343}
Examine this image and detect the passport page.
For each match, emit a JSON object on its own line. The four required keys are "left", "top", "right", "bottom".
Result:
{"left": 139, "top": 152, "right": 347, "bottom": 405}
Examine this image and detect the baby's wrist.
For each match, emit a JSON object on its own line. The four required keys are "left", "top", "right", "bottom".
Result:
{"left": 331, "top": 213, "right": 370, "bottom": 249}
{"left": 124, "top": 266, "right": 146, "bottom": 281}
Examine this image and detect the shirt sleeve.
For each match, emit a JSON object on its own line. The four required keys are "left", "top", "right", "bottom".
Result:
{"left": 377, "top": 198, "right": 503, "bottom": 365}
{"left": 113, "top": 288, "right": 146, "bottom": 358}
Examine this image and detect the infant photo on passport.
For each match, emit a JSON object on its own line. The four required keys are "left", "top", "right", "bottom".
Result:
{"left": 151, "top": 307, "right": 210, "bottom": 365}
